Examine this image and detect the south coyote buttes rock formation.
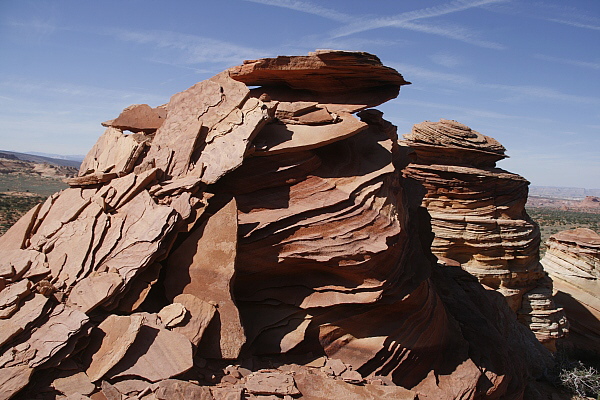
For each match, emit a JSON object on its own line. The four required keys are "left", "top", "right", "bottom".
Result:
{"left": 0, "top": 51, "right": 551, "bottom": 400}
{"left": 541, "top": 228, "right": 600, "bottom": 354}
{"left": 401, "top": 119, "right": 568, "bottom": 350}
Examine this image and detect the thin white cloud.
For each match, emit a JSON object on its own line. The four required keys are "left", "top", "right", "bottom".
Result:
{"left": 430, "top": 52, "right": 463, "bottom": 68}
{"left": 547, "top": 19, "right": 600, "bottom": 31}
{"left": 6, "top": 19, "right": 57, "bottom": 35}
{"left": 0, "top": 79, "right": 167, "bottom": 105}
{"left": 244, "top": 0, "right": 353, "bottom": 23}
{"left": 110, "top": 29, "right": 270, "bottom": 65}
{"left": 390, "top": 62, "right": 600, "bottom": 105}
{"left": 534, "top": 54, "right": 600, "bottom": 70}
{"left": 334, "top": 0, "right": 506, "bottom": 44}
{"left": 389, "top": 63, "right": 475, "bottom": 85}
{"left": 486, "top": 83, "right": 600, "bottom": 104}
{"left": 524, "top": 2, "right": 600, "bottom": 31}
{"left": 245, "top": 0, "right": 506, "bottom": 49}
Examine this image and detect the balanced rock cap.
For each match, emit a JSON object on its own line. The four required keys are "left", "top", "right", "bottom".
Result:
{"left": 228, "top": 50, "right": 410, "bottom": 93}
{"left": 404, "top": 118, "right": 507, "bottom": 156}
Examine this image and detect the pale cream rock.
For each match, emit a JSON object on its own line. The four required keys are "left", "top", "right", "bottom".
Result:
{"left": 158, "top": 303, "right": 187, "bottom": 328}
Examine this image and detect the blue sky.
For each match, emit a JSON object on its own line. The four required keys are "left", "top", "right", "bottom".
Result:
{"left": 0, "top": 0, "right": 599, "bottom": 188}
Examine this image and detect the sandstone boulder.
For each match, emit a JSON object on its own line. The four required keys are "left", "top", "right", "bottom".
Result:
{"left": 0, "top": 51, "right": 551, "bottom": 400}
{"left": 541, "top": 228, "right": 600, "bottom": 354}
{"left": 402, "top": 119, "right": 568, "bottom": 349}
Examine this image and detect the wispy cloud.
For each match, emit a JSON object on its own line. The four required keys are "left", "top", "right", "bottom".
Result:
{"left": 0, "top": 79, "right": 167, "bottom": 105}
{"left": 244, "top": 0, "right": 353, "bottom": 23}
{"left": 546, "top": 18, "right": 600, "bottom": 31}
{"left": 332, "top": 0, "right": 506, "bottom": 37}
{"left": 110, "top": 29, "right": 271, "bottom": 65}
{"left": 390, "top": 62, "right": 600, "bottom": 105}
{"left": 534, "top": 54, "right": 600, "bottom": 70}
{"left": 392, "top": 98, "right": 553, "bottom": 122}
{"left": 486, "top": 83, "right": 600, "bottom": 104}
{"left": 390, "top": 63, "right": 475, "bottom": 85}
{"left": 525, "top": 2, "right": 600, "bottom": 31}
{"left": 430, "top": 51, "right": 464, "bottom": 68}
{"left": 246, "top": 0, "right": 506, "bottom": 49}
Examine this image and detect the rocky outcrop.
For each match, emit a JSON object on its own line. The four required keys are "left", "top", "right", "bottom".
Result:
{"left": 402, "top": 119, "right": 568, "bottom": 349}
{"left": 541, "top": 228, "right": 600, "bottom": 354}
{"left": 0, "top": 51, "right": 550, "bottom": 400}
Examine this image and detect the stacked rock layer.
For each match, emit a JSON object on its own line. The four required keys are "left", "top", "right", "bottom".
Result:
{"left": 402, "top": 119, "right": 568, "bottom": 349}
{"left": 541, "top": 228, "right": 600, "bottom": 354}
{"left": 0, "top": 51, "right": 550, "bottom": 400}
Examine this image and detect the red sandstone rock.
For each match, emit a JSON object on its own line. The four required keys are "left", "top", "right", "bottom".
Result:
{"left": 402, "top": 118, "right": 568, "bottom": 349}
{"left": 0, "top": 51, "right": 554, "bottom": 400}
{"left": 229, "top": 50, "right": 409, "bottom": 94}
{"left": 102, "top": 104, "right": 166, "bottom": 133}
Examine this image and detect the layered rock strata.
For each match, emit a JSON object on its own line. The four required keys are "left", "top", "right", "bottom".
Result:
{"left": 541, "top": 228, "right": 600, "bottom": 354}
{"left": 0, "top": 51, "right": 550, "bottom": 400}
{"left": 402, "top": 119, "right": 568, "bottom": 349}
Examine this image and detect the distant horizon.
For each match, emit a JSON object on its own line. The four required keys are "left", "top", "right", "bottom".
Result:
{"left": 2, "top": 147, "right": 599, "bottom": 191}
{"left": 1, "top": 1, "right": 598, "bottom": 188}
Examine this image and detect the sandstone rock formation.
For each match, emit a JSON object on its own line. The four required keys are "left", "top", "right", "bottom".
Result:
{"left": 541, "top": 228, "right": 600, "bottom": 354}
{"left": 0, "top": 51, "right": 551, "bottom": 400}
{"left": 402, "top": 119, "right": 568, "bottom": 349}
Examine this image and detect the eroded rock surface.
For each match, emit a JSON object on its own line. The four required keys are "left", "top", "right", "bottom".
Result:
{"left": 541, "top": 228, "right": 600, "bottom": 354}
{"left": 0, "top": 51, "right": 551, "bottom": 400}
{"left": 402, "top": 119, "right": 568, "bottom": 349}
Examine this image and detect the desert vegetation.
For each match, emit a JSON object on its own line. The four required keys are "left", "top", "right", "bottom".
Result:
{"left": 528, "top": 208, "right": 600, "bottom": 245}
{"left": 0, "top": 193, "right": 46, "bottom": 235}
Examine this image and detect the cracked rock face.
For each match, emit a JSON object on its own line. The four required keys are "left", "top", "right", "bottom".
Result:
{"left": 541, "top": 228, "right": 600, "bottom": 354}
{"left": 402, "top": 118, "right": 568, "bottom": 350}
{"left": 0, "top": 51, "right": 551, "bottom": 400}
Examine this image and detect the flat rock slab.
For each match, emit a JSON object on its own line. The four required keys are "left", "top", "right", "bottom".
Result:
{"left": 0, "top": 279, "right": 31, "bottom": 319}
{"left": 195, "top": 96, "right": 270, "bottom": 184}
{"left": 253, "top": 112, "right": 367, "bottom": 155}
{"left": 27, "top": 304, "right": 89, "bottom": 368}
{"left": 108, "top": 322, "right": 193, "bottom": 382}
{"left": 86, "top": 314, "right": 144, "bottom": 382}
{"left": 158, "top": 303, "right": 187, "bottom": 328}
{"left": 67, "top": 272, "right": 123, "bottom": 314}
{"left": 103, "top": 103, "right": 166, "bottom": 132}
{"left": 0, "top": 293, "right": 48, "bottom": 347}
{"left": 147, "top": 71, "right": 249, "bottom": 179}
{"left": 165, "top": 199, "right": 245, "bottom": 359}
{"left": 229, "top": 50, "right": 409, "bottom": 94}
{"left": 155, "top": 379, "right": 213, "bottom": 400}
{"left": 52, "top": 371, "right": 95, "bottom": 396}
{"left": 78, "top": 127, "right": 145, "bottom": 177}
{"left": 170, "top": 294, "right": 216, "bottom": 346}
{"left": 0, "top": 365, "right": 33, "bottom": 400}
{"left": 294, "top": 368, "right": 417, "bottom": 400}
{"left": 244, "top": 370, "right": 300, "bottom": 396}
